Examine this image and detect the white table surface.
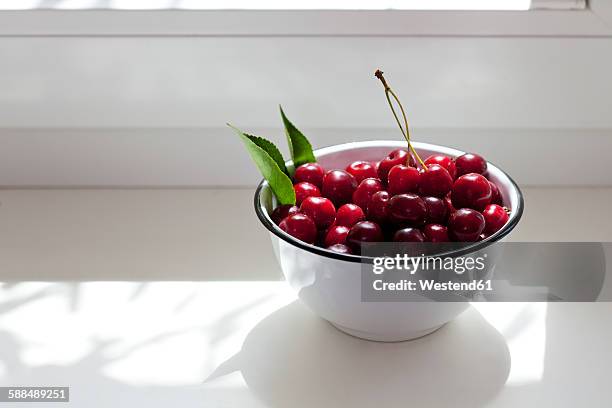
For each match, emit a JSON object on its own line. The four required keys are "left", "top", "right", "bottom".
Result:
{"left": 0, "top": 187, "right": 611, "bottom": 408}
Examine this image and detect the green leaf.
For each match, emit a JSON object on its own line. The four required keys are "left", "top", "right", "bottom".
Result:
{"left": 244, "top": 133, "right": 288, "bottom": 176}
{"left": 228, "top": 124, "right": 296, "bottom": 205}
{"left": 280, "top": 106, "right": 317, "bottom": 167}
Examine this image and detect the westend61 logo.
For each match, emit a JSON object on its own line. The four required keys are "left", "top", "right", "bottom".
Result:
{"left": 372, "top": 253, "right": 488, "bottom": 275}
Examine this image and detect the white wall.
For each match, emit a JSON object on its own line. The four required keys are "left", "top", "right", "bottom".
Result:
{"left": 1, "top": 10, "right": 611, "bottom": 186}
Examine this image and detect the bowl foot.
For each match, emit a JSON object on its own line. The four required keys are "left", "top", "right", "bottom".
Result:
{"left": 329, "top": 321, "right": 445, "bottom": 342}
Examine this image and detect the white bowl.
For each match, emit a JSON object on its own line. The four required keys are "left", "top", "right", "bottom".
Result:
{"left": 255, "top": 141, "right": 523, "bottom": 342}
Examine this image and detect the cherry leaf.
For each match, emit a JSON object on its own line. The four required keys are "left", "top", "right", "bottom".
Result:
{"left": 228, "top": 124, "right": 296, "bottom": 205}
{"left": 280, "top": 106, "right": 317, "bottom": 168}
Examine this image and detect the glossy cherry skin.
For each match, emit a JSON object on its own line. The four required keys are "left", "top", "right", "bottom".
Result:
{"left": 482, "top": 204, "right": 509, "bottom": 235}
{"left": 321, "top": 170, "right": 358, "bottom": 206}
{"left": 419, "top": 164, "right": 454, "bottom": 198}
{"left": 393, "top": 227, "right": 425, "bottom": 242}
{"left": 335, "top": 203, "right": 366, "bottom": 228}
{"left": 451, "top": 173, "right": 492, "bottom": 211}
{"left": 455, "top": 153, "right": 487, "bottom": 177}
{"left": 352, "top": 178, "right": 383, "bottom": 210}
{"left": 300, "top": 196, "right": 336, "bottom": 229}
{"left": 422, "top": 196, "right": 449, "bottom": 224}
{"left": 294, "top": 182, "right": 320, "bottom": 206}
{"left": 345, "top": 161, "right": 378, "bottom": 184}
{"left": 424, "top": 154, "right": 457, "bottom": 179}
{"left": 367, "top": 191, "right": 391, "bottom": 224}
{"left": 346, "top": 221, "right": 384, "bottom": 253}
{"left": 388, "top": 193, "right": 427, "bottom": 226}
{"left": 294, "top": 162, "right": 325, "bottom": 188}
{"left": 279, "top": 213, "right": 317, "bottom": 244}
{"left": 271, "top": 204, "right": 300, "bottom": 225}
{"left": 377, "top": 149, "right": 411, "bottom": 183}
{"left": 489, "top": 181, "right": 503, "bottom": 205}
{"left": 324, "top": 225, "right": 350, "bottom": 247}
{"left": 387, "top": 164, "right": 420, "bottom": 195}
{"left": 448, "top": 208, "right": 485, "bottom": 242}
{"left": 423, "top": 224, "right": 450, "bottom": 242}
{"left": 326, "top": 243, "right": 352, "bottom": 254}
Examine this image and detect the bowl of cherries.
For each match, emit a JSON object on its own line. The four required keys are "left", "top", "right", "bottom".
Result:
{"left": 270, "top": 147, "right": 513, "bottom": 252}
{"left": 234, "top": 71, "right": 523, "bottom": 341}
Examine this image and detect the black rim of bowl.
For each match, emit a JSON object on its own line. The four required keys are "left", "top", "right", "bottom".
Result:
{"left": 254, "top": 142, "right": 524, "bottom": 264}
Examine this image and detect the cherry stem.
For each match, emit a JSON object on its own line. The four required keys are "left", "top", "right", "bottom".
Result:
{"left": 374, "top": 69, "right": 427, "bottom": 170}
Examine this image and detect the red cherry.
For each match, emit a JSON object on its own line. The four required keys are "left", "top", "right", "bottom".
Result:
{"left": 327, "top": 243, "right": 352, "bottom": 254}
{"left": 294, "top": 163, "right": 325, "bottom": 188}
{"left": 335, "top": 203, "right": 366, "bottom": 227}
{"left": 279, "top": 213, "right": 317, "bottom": 244}
{"left": 367, "top": 191, "right": 391, "bottom": 224}
{"left": 419, "top": 164, "right": 453, "bottom": 197}
{"left": 422, "top": 196, "right": 449, "bottom": 224}
{"left": 294, "top": 182, "right": 320, "bottom": 206}
{"left": 423, "top": 224, "right": 450, "bottom": 242}
{"left": 393, "top": 227, "right": 425, "bottom": 242}
{"left": 455, "top": 153, "right": 487, "bottom": 177}
{"left": 352, "top": 178, "right": 383, "bottom": 210}
{"left": 377, "top": 149, "right": 411, "bottom": 183}
{"left": 451, "top": 173, "right": 492, "bottom": 211}
{"left": 448, "top": 208, "right": 485, "bottom": 242}
{"left": 324, "top": 225, "right": 350, "bottom": 247}
{"left": 489, "top": 181, "right": 503, "bottom": 205}
{"left": 322, "top": 170, "right": 358, "bottom": 206}
{"left": 345, "top": 161, "right": 378, "bottom": 184}
{"left": 482, "top": 204, "right": 509, "bottom": 235}
{"left": 388, "top": 193, "right": 427, "bottom": 226}
{"left": 346, "top": 221, "right": 384, "bottom": 253}
{"left": 387, "top": 165, "right": 420, "bottom": 195}
{"left": 424, "top": 154, "right": 457, "bottom": 179}
{"left": 271, "top": 204, "right": 300, "bottom": 225}
{"left": 300, "top": 196, "right": 336, "bottom": 229}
